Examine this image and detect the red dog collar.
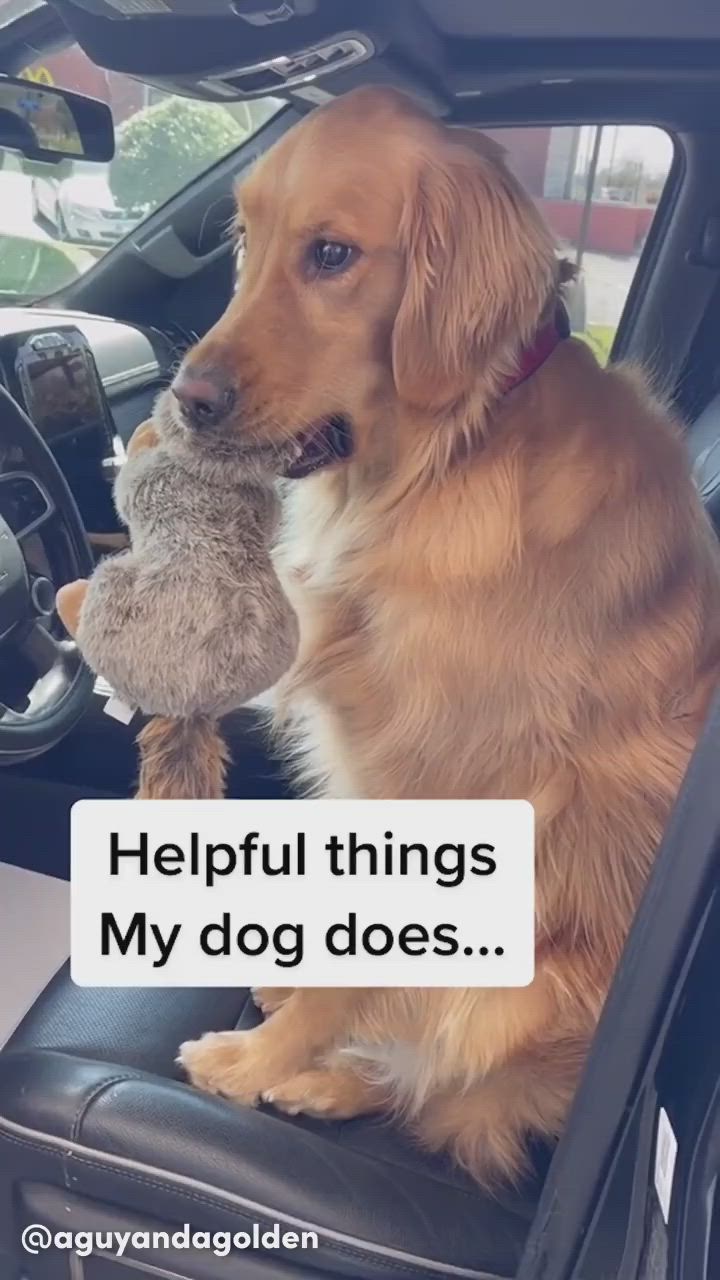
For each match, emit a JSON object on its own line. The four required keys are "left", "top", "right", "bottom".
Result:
{"left": 501, "top": 302, "right": 570, "bottom": 396}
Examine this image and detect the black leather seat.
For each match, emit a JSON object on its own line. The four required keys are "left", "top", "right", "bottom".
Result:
{"left": 0, "top": 966, "right": 549, "bottom": 1280}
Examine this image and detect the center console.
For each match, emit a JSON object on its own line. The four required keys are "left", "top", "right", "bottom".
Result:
{"left": 2, "top": 324, "right": 119, "bottom": 533}
{"left": 0, "top": 303, "right": 181, "bottom": 540}
{"left": 14, "top": 328, "right": 115, "bottom": 455}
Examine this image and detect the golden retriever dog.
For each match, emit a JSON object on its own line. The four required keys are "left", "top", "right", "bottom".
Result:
{"left": 178, "top": 87, "right": 720, "bottom": 1187}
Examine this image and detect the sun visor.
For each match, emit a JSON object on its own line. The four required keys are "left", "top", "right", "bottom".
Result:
{"left": 47, "top": 0, "right": 450, "bottom": 113}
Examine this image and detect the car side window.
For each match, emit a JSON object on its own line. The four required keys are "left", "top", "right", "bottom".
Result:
{"left": 0, "top": 43, "right": 282, "bottom": 300}
{"left": 483, "top": 125, "right": 674, "bottom": 364}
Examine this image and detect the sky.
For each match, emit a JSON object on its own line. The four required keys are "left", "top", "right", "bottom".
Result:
{"left": 578, "top": 124, "right": 674, "bottom": 180}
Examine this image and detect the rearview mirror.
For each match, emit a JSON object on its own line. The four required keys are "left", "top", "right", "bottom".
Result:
{"left": 0, "top": 75, "right": 114, "bottom": 163}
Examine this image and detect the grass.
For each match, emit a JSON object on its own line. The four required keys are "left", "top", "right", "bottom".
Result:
{"left": 0, "top": 232, "right": 97, "bottom": 297}
{"left": 574, "top": 324, "right": 616, "bottom": 366}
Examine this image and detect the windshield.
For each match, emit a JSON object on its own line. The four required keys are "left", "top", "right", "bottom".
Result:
{"left": 0, "top": 17, "right": 282, "bottom": 301}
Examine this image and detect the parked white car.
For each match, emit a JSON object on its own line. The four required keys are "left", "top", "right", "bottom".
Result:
{"left": 31, "top": 162, "right": 141, "bottom": 245}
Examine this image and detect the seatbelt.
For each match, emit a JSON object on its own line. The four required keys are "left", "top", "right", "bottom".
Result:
{"left": 517, "top": 682, "right": 720, "bottom": 1280}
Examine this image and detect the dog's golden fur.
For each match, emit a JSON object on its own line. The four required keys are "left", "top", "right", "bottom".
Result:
{"left": 179, "top": 87, "right": 720, "bottom": 1186}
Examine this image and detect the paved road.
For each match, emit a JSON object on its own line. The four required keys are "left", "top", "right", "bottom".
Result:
{"left": 581, "top": 250, "right": 639, "bottom": 329}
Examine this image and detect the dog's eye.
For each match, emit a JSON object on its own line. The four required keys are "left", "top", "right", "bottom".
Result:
{"left": 311, "top": 240, "right": 357, "bottom": 275}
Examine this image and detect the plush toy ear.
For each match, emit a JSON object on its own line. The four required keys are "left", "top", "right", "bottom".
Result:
{"left": 391, "top": 137, "right": 557, "bottom": 411}
{"left": 56, "top": 579, "right": 89, "bottom": 638}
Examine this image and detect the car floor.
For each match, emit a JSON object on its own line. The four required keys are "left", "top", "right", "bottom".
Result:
{"left": 0, "top": 862, "right": 69, "bottom": 1048}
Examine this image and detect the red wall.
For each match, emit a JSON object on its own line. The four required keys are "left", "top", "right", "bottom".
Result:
{"left": 484, "top": 127, "right": 655, "bottom": 254}
{"left": 484, "top": 126, "right": 552, "bottom": 197}
{"left": 535, "top": 197, "right": 655, "bottom": 255}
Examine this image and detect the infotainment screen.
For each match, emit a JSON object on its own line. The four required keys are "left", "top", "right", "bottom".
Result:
{"left": 14, "top": 328, "right": 112, "bottom": 446}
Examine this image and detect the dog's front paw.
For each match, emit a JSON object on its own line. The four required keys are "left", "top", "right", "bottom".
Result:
{"left": 262, "top": 1068, "right": 378, "bottom": 1120}
{"left": 178, "top": 1030, "right": 266, "bottom": 1105}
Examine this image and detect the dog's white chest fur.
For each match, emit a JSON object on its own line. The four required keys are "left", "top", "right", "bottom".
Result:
{"left": 343, "top": 1040, "right": 434, "bottom": 1111}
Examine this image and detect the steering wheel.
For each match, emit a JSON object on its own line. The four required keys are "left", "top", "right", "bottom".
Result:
{"left": 0, "top": 383, "right": 94, "bottom": 763}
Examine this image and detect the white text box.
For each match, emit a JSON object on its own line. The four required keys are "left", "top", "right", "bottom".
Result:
{"left": 71, "top": 799, "right": 534, "bottom": 987}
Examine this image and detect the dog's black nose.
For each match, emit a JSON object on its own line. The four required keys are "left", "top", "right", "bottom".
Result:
{"left": 171, "top": 364, "right": 236, "bottom": 429}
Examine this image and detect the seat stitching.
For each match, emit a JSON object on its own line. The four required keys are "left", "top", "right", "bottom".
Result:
{"left": 67, "top": 1073, "right": 141, "bottom": 1187}
{"left": 68, "top": 1159, "right": 464, "bottom": 1275}
{"left": 0, "top": 1128, "right": 509, "bottom": 1280}
{"left": 70, "top": 1075, "right": 138, "bottom": 1144}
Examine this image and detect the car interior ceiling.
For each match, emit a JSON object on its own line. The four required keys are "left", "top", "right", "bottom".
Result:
{"left": 1, "top": 3, "right": 720, "bottom": 1279}
{"left": 12, "top": 6, "right": 720, "bottom": 427}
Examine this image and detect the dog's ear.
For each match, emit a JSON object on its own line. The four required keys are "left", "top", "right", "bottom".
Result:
{"left": 392, "top": 139, "right": 557, "bottom": 410}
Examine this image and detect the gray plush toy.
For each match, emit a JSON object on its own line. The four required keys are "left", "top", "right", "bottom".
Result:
{"left": 56, "top": 389, "right": 298, "bottom": 798}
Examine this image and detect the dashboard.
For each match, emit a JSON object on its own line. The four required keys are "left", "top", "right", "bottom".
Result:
{"left": 0, "top": 307, "right": 177, "bottom": 538}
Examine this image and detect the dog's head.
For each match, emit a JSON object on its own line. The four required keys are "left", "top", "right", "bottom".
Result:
{"left": 171, "top": 87, "right": 558, "bottom": 479}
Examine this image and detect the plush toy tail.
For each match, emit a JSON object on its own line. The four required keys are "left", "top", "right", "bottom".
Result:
{"left": 135, "top": 715, "right": 230, "bottom": 799}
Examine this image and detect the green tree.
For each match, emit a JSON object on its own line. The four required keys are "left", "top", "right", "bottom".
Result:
{"left": 109, "top": 96, "right": 246, "bottom": 212}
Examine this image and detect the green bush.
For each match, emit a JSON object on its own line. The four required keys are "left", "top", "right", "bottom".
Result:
{"left": 109, "top": 97, "right": 246, "bottom": 212}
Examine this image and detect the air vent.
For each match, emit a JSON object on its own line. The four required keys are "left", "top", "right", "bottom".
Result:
{"left": 149, "top": 322, "right": 199, "bottom": 371}
{"left": 197, "top": 33, "right": 374, "bottom": 98}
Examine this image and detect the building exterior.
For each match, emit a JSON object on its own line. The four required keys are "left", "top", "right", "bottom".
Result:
{"left": 484, "top": 124, "right": 656, "bottom": 256}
